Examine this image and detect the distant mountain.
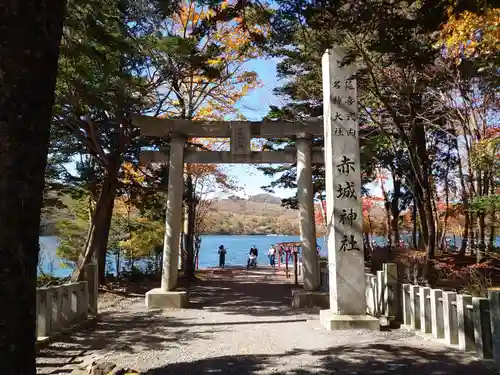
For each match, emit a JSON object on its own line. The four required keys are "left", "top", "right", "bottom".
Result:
{"left": 247, "top": 193, "right": 282, "bottom": 205}
{"left": 203, "top": 194, "right": 300, "bottom": 235}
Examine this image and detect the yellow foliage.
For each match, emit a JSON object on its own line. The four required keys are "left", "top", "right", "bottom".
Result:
{"left": 158, "top": 0, "right": 263, "bottom": 121}
{"left": 440, "top": 8, "right": 500, "bottom": 61}
{"left": 120, "top": 161, "right": 145, "bottom": 185}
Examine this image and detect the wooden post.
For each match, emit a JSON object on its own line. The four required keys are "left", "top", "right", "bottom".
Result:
{"left": 293, "top": 250, "right": 298, "bottom": 286}
{"left": 285, "top": 250, "right": 289, "bottom": 278}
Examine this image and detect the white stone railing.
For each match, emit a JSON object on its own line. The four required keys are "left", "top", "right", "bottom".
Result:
{"left": 319, "top": 262, "right": 398, "bottom": 320}
{"left": 36, "top": 263, "right": 98, "bottom": 339}
{"left": 320, "top": 260, "right": 499, "bottom": 363}
{"left": 400, "top": 282, "right": 498, "bottom": 361}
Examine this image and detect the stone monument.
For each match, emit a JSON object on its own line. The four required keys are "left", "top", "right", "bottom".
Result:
{"left": 319, "top": 48, "right": 379, "bottom": 330}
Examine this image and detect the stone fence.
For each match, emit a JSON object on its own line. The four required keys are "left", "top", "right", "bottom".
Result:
{"left": 36, "top": 263, "right": 98, "bottom": 340}
{"left": 400, "top": 283, "right": 499, "bottom": 362}
{"left": 319, "top": 261, "right": 500, "bottom": 365}
{"left": 318, "top": 261, "right": 396, "bottom": 318}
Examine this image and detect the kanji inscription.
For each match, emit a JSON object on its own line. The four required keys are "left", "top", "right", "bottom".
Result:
{"left": 323, "top": 47, "right": 366, "bottom": 317}
{"left": 230, "top": 123, "right": 250, "bottom": 155}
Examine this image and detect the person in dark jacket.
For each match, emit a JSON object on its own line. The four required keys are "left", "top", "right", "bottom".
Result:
{"left": 218, "top": 245, "right": 226, "bottom": 268}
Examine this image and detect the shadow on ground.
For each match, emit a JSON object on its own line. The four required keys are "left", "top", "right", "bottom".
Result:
{"left": 36, "top": 311, "right": 217, "bottom": 373}
{"left": 187, "top": 268, "right": 311, "bottom": 317}
{"left": 143, "top": 343, "right": 496, "bottom": 375}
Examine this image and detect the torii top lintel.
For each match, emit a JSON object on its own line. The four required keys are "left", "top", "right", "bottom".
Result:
{"left": 131, "top": 115, "right": 324, "bottom": 138}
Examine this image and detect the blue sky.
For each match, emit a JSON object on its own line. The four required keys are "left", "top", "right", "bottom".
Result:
{"left": 65, "top": 57, "right": 383, "bottom": 200}
{"left": 220, "top": 57, "right": 385, "bottom": 200}
{"left": 217, "top": 57, "right": 298, "bottom": 199}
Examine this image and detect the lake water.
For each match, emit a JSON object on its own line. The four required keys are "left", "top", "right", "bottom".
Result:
{"left": 39, "top": 235, "right": 327, "bottom": 277}
{"left": 39, "top": 234, "right": 500, "bottom": 278}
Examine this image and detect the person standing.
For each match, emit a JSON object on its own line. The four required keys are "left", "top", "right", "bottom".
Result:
{"left": 268, "top": 246, "right": 276, "bottom": 267}
{"left": 218, "top": 245, "right": 226, "bottom": 268}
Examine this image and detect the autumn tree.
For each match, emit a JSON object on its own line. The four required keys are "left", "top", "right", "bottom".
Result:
{"left": 183, "top": 159, "right": 239, "bottom": 275}
{"left": 51, "top": 0, "right": 179, "bottom": 284}
{"left": 0, "top": 1, "right": 67, "bottom": 373}
{"left": 429, "top": 5, "right": 500, "bottom": 258}
{"left": 143, "top": 0, "right": 263, "bottom": 279}
{"left": 258, "top": 0, "right": 497, "bottom": 282}
{"left": 148, "top": 0, "right": 262, "bottom": 120}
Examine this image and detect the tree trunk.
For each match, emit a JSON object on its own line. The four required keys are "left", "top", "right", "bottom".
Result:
{"left": 71, "top": 169, "right": 119, "bottom": 284}
{"left": 489, "top": 212, "right": 497, "bottom": 251}
{"left": 390, "top": 175, "right": 401, "bottom": 246}
{"left": 488, "top": 177, "right": 497, "bottom": 252}
{"left": 423, "top": 189, "right": 437, "bottom": 259}
{"left": 409, "top": 98, "right": 435, "bottom": 282}
{"left": 477, "top": 172, "right": 485, "bottom": 262}
{"left": 180, "top": 206, "right": 186, "bottom": 272}
{"left": 416, "top": 196, "right": 429, "bottom": 249}
{"left": 411, "top": 123, "right": 435, "bottom": 259}
{"left": 379, "top": 175, "right": 392, "bottom": 247}
{"left": 115, "top": 251, "right": 120, "bottom": 278}
{"left": 363, "top": 232, "right": 372, "bottom": 261}
{"left": 455, "top": 136, "right": 469, "bottom": 257}
{"left": 458, "top": 213, "right": 469, "bottom": 257}
{"left": 412, "top": 201, "right": 418, "bottom": 248}
{"left": 184, "top": 175, "right": 195, "bottom": 280}
{"left": 478, "top": 210, "right": 485, "bottom": 262}
{"left": 91, "top": 173, "right": 118, "bottom": 284}
{"left": 468, "top": 210, "right": 475, "bottom": 256}
{"left": 439, "top": 169, "right": 450, "bottom": 251}
{"left": 431, "top": 186, "right": 440, "bottom": 250}
{"left": 0, "top": 1, "right": 66, "bottom": 373}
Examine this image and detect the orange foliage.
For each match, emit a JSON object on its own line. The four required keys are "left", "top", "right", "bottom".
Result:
{"left": 157, "top": 0, "right": 263, "bottom": 121}
{"left": 440, "top": 8, "right": 500, "bottom": 62}
{"left": 120, "top": 161, "right": 145, "bottom": 186}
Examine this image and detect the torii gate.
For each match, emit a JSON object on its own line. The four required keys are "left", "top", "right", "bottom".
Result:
{"left": 133, "top": 48, "right": 379, "bottom": 331}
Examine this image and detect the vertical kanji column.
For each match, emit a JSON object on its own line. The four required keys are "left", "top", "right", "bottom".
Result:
{"left": 320, "top": 48, "right": 378, "bottom": 330}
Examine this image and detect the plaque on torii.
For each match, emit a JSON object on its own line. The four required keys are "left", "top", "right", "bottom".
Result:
{"left": 230, "top": 122, "right": 251, "bottom": 155}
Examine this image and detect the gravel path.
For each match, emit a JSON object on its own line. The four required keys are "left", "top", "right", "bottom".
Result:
{"left": 37, "top": 267, "right": 496, "bottom": 374}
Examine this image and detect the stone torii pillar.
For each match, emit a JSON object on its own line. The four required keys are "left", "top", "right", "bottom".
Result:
{"left": 296, "top": 134, "right": 320, "bottom": 291}
{"left": 145, "top": 135, "right": 189, "bottom": 308}
{"left": 319, "top": 48, "right": 378, "bottom": 330}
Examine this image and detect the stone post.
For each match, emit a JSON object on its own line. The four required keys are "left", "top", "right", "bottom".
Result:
{"left": 430, "top": 289, "right": 444, "bottom": 339}
{"left": 409, "top": 285, "right": 421, "bottom": 330}
{"left": 420, "top": 286, "right": 432, "bottom": 334}
{"left": 36, "top": 288, "right": 51, "bottom": 337}
{"left": 79, "top": 281, "right": 89, "bottom": 319}
{"left": 376, "top": 270, "right": 384, "bottom": 315}
{"left": 472, "top": 297, "right": 492, "bottom": 359}
{"left": 145, "top": 135, "right": 189, "bottom": 309}
{"left": 83, "top": 262, "right": 98, "bottom": 316}
{"left": 443, "top": 291, "right": 458, "bottom": 345}
{"left": 296, "top": 135, "right": 319, "bottom": 291}
{"left": 402, "top": 284, "right": 411, "bottom": 326}
{"left": 53, "top": 286, "right": 64, "bottom": 332}
{"left": 488, "top": 290, "right": 500, "bottom": 366}
{"left": 319, "top": 48, "right": 378, "bottom": 330}
{"left": 457, "top": 294, "right": 474, "bottom": 351}
{"left": 383, "top": 263, "right": 398, "bottom": 322}
{"left": 162, "top": 135, "right": 185, "bottom": 291}
{"left": 365, "top": 274, "right": 376, "bottom": 316}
